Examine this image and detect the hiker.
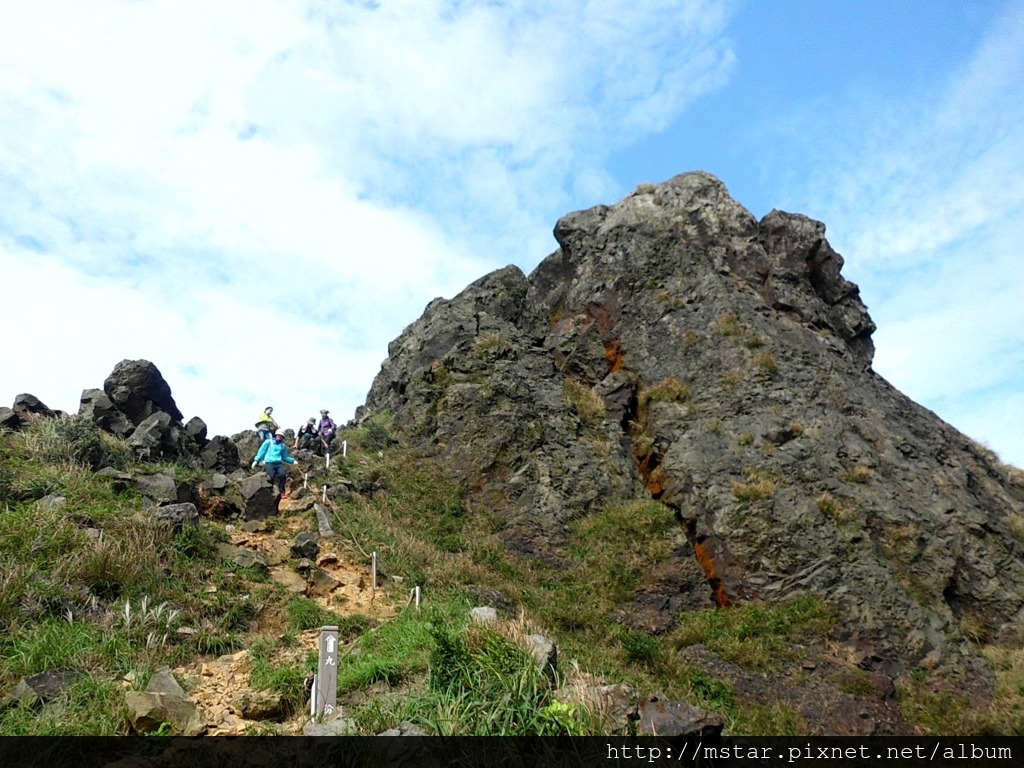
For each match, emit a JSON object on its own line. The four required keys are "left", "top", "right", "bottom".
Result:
{"left": 294, "top": 418, "right": 318, "bottom": 450}
{"left": 252, "top": 428, "right": 297, "bottom": 498}
{"left": 255, "top": 406, "right": 279, "bottom": 442}
{"left": 317, "top": 409, "right": 337, "bottom": 455}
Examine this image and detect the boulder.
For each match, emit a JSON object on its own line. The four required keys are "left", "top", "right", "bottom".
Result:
{"left": 13, "top": 393, "right": 55, "bottom": 419}
{"left": 1, "top": 668, "right": 81, "bottom": 710}
{"left": 307, "top": 568, "right": 339, "bottom": 597}
{"left": 200, "top": 436, "right": 240, "bottom": 473}
{"left": 95, "top": 467, "right": 132, "bottom": 492}
{"left": 203, "top": 473, "right": 229, "bottom": 493}
{"left": 125, "top": 666, "right": 204, "bottom": 736}
{"left": 240, "top": 474, "right": 278, "bottom": 520}
{"left": 104, "top": 359, "right": 183, "bottom": 425}
{"left": 231, "top": 690, "right": 286, "bottom": 721}
{"left": 232, "top": 430, "right": 265, "bottom": 465}
{"left": 290, "top": 532, "right": 320, "bottom": 560}
{"left": 132, "top": 472, "right": 192, "bottom": 504}
{"left": 128, "top": 411, "right": 183, "bottom": 458}
{"left": 184, "top": 416, "right": 209, "bottom": 447}
{"left": 636, "top": 695, "right": 723, "bottom": 738}
{"left": 0, "top": 407, "right": 23, "bottom": 431}
{"left": 78, "top": 388, "right": 133, "bottom": 438}
{"left": 526, "top": 634, "right": 558, "bottom": 681}
{"left": 152, "top": 502, "right": 200, "bottom": 531}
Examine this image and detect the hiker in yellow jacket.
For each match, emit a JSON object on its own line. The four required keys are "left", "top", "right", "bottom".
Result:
{"left": 255, "top": 406, "right": 279, "bottom": 442}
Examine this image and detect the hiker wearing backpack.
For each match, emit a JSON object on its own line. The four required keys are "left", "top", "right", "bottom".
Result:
{"left": 252, "top": 428, "right": 297, "bottom": 498}
{"left": 255, "top": 406, "right": 279, "bottom": 442}
{"left": 317, "top": 409, "right": 337, "bottom": 456}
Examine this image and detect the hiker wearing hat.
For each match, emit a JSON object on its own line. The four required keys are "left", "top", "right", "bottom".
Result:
{"left": 294, "top": 418, "right": 318, "bottom": 451}
{"left": 252, "top": 428, "right": 297, "bottom": 498}
{"left": 317, "top": 409, "right": 337, "bottom": 456}
{"left": 254, "top": 406, "right": 279, "bottom": 443}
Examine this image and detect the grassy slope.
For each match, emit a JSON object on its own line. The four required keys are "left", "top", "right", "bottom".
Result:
{"left": 1, "top": 415, "right": 1021, "bottom": 735}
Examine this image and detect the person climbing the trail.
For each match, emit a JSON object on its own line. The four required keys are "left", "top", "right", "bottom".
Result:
{"left": 294, "top": 418, "right": 318, "bottom": 450}
{"left": 255, "top": 406, "right": 279, "bottom": 442}
{"left": 252, "top": 428, "right": 297, "bottom": 498}
{"left": 317, "top": 409, "right": 337, "bottom": 456}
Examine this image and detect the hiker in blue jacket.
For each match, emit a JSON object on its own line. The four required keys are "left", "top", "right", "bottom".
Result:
{"left": 252, "top": 428, "right": 297, "bottom": 498}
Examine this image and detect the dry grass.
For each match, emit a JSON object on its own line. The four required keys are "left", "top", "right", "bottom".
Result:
{"left": 752, "top": 352, "right": 778, "bottom": 376}
{"left": 816, "top": 492, "right": 857, "bottom": 523}
{"left": 639, "top": 377, "right": 692, "bottom": 406}
{"left": 564, "top": 379, "right": 607, "bottom": 425}
{"left": 839, "top": 465, "right": 873, "bottom": 484}
{"left": 732, "top": 468, "right": 779, "bottom": 502}
{"left": 473, "top": 331, "right": 516, "bottom": 360}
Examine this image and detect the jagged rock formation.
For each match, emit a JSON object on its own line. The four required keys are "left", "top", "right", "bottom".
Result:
{"left": 363, "top": 171, "right": 1024, "bottom": 680}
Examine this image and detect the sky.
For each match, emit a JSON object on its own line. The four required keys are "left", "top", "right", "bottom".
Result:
{"left": 1, "top": 0, "right": 1021, "bottom": 467}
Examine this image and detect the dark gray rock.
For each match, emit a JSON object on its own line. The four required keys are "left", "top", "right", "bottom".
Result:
{"left": 1, "top": 668, "right": 81, "bottom": 709}
{"left": 78, "top": 388, "right": 133, "bottom": 437}
{"left": 13, "top": 393, "right": 54, "bottom": 419}
{"left": 232, "top": 430, "right": 265, "bottom": 466}
{"left": 132, "top": 472, "right": 178, "bottom": 502}
{"left": 201, "top": 436, "right": 240, "bottom": 473}
{"left": 308, "top": 568, "right": 339, "bottom": 597}
{"left": 240, "top": 474, "right": 278, "bottom": 520}
{"left": 184, "top": 416, "right": 209, "bottom": 447}
{"left": 152, "top": 502, "right": 199, "bottom": 531}
{"left": 125, "top": 666, "right": 204, "bottom": 736}
{"left": 636, "top": 695, "right": 723, "bottom": 738}
{"left": 128, "top": 411, "right": 183, "bottom": 458}
{"left": 104, "top": 359, "right": 183, "bottom": 425}
{"left": 291, "top": 532, "right": 320, "bottom": 560}
{"left": 203, "top": 473, "right": 230, "bottom": 493}
{"left": 0, "top": 407, "right": 23, "bottom": 431}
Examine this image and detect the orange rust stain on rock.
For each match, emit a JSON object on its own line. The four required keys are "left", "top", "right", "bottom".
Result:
{"left": 693, "top": 539, "right": 733, "bottom": 607}
{"left": 604, "top": 338, "right": 624, "bottom": 372}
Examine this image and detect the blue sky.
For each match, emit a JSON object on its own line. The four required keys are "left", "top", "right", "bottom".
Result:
{"left": 1, "top": 0, "right": 1021, "bottom": 467}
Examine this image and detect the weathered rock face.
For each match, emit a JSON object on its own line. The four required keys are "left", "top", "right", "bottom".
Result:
{"left": 363, "top": 172, "right": 1024, "bottom": 678}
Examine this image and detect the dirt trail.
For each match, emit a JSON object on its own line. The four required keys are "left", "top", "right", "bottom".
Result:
{"left": 176, "top": 491, "right": 398, "bottom": 735}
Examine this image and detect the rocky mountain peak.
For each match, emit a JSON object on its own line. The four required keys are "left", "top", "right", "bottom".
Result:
{"left": 364, "top": 171, "right": 1023, "bottom": 682}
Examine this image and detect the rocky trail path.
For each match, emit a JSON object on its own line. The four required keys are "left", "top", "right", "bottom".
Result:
{"left": 175, "top": 484, "right": 399, "bottom": 736}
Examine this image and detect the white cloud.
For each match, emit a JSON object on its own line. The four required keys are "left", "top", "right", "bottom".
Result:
{"left": 0, "top": 0, "right": 736, "bottom": 437}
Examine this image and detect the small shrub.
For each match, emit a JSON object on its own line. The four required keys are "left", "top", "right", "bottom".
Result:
{"left": 737, "top": 432, "right": 755, "bottom": 447}
{"left": 619, "top": 629, "right": 660, "bottom": 666}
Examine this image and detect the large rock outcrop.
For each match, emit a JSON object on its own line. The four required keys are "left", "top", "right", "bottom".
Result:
{"left": 363, "top": 172, "right": 1024, "bottom": 680}
{"left": 78, "top": 360, "right": 197, "bottom": 460}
